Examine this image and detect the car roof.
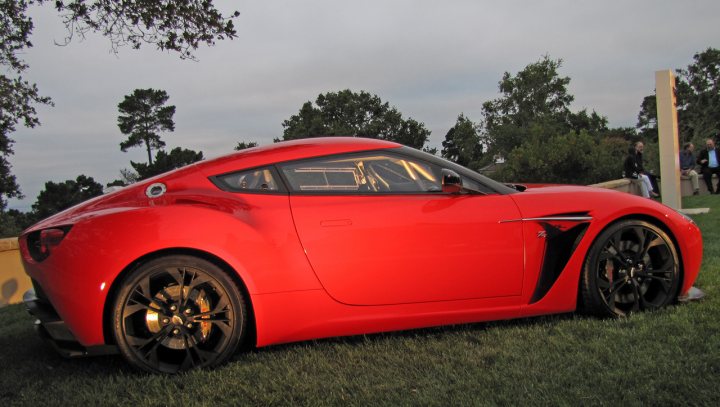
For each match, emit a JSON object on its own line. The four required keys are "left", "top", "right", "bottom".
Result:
{"left": 194, "top": 137, "right": 402, "bottom": 176}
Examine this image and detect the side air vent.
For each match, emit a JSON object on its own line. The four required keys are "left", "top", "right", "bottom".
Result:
{"left": 530, "top": 222, "right": 590, "bottom": 304}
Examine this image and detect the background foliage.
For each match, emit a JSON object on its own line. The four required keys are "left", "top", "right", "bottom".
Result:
{"left": 0, "top": 0, "right": 238, "bottom": 210}
{"left": 31, "top": 174, "right": 103, "bottom": 220}
{"left": 281, "top": 89, "right": 432, "bottom": 150}
{"left": 441, "top": 114, "right": 484, "bottom": 170}
{"left": 117, "top": 88, "right": 176, "bottom": 165}
{"left": 3, "top": 47, "right": 720, "bottom": 235}
{"left": 474, "top": 56, "right": 637, "bottom": 184}
{"left": 129, "top": 147, "right": 203, "bottom": 180}
{"left": 637, "top": 47, "right": 720, "bottom": 148}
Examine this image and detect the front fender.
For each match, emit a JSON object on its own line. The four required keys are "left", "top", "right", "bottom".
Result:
{"left": 511, "top": 188, "right": 702, "bottom": 316}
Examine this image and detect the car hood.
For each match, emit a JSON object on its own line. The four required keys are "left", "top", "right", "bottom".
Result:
{"left": 508, "top": 184, "right": 676, "bottom": 221}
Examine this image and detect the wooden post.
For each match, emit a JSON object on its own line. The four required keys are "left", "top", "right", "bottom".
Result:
{"left": 655, "top": 70, "right": 681, "bottom": 209}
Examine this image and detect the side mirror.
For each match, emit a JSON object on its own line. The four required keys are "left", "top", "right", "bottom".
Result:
{"left": 441, "top": 169, "right": 463, "bottom": 193}
{"left": 504, "top": 183, "right": 527, "bottom": 192}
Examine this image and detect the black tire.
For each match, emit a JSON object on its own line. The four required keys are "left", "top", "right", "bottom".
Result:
{"left": 112, "top": 255, "right": 247, "bottom": 373}
{"left": 580, "top": 220, "right": 680, "bottom": 317}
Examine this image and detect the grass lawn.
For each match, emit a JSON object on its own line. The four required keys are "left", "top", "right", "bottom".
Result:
{"left": 1, "top": 196, "right": 718, "bottom": 406}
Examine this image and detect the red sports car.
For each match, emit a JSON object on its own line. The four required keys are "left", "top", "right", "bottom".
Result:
{"left": 20, "top": 137, "right": 703, "bottom": 373}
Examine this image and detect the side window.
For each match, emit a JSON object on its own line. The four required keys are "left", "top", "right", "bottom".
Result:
{"left": 280, "top": 153, "right": 442, "bottom": 193}
{"left": 212, "top": 167, "right": 280, "bottom": 192}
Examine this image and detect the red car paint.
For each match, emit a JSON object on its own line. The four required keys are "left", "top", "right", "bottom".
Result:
{"left": 19, "top": 137, "right": 703, "bottom": 351}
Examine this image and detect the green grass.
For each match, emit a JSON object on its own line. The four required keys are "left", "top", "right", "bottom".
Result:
{"left": 1, "top": 196, "right": 719, "bottom": 406}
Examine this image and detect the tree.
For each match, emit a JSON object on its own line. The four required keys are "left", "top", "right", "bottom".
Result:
{"left": 568, "top": 109, "right": 609, "bottom": 135}
{"left": 235, "top": 141, "right": 258, "bottom": 150}
{"left": 0, "top": 0, "right": 239, "bottom": 208}
{"left": 482, "top": 56, "right": 574, "bottom": 155}
{"left": 475, "top": 54, "right": 638, "bottom": 184}
{"left": 676, "top": 48, "right": 720, "bottom": 142}
{"left": 105, "top": 167, "right": 140, "bottom": 187}
{"left": 0, "top": 154, "right": 22, "bottom": 209}
{"left": 118, "top": 88, "right": 176, "bottom": 165}
{"left": 129, "top": 147, "right": 203, "bottom": 180}
{"left": 637, "top": 48, "right": 720, "bottom": 145}
{"left": 1, "top": 0, "right": 53, "bottom": 209}
{"left": 1, "top": 74, "right": 53, "bottom": 207}
{"left": 281, "top": 89, "right": 431, "bottom": 149}
{"left": 636, "top": 95, "right": 658, "bottom": 141}
{"left": 32, "top": 174, "right": 103, "bottom": 220}
{"left": 50, "top": 1, "right": 240, "bottom": 60}
{"left": 441, "top": 114, "right": 483, "bottom": 169}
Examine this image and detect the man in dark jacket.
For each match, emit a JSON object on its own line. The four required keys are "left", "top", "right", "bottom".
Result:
{"left": 624, "top": 142, "right": 657, "bottom": 198}
{"left": 697, "top": 138, "right": 720, "bottom": 194}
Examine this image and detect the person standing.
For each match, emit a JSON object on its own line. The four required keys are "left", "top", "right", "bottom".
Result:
{"left": 697, "top": 138, "right": 720, "bottom": 194}
{"left": 680, "top": 142, "right": 700, "bottom": 195}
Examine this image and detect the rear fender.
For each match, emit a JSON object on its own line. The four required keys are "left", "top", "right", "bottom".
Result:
{"left": 23, "top": 200, "right": 320, "bottom": 347}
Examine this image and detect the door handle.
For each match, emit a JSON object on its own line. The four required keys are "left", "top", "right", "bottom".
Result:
{"left": 320, "top": 219, "right": 353, "bottom": 227}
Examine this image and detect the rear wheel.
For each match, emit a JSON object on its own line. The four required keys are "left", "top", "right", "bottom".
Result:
{"left": 113, "top": 255, "right": 247, "bottom": 373}
{"left": 580, "top": 220, "right": 680, "bottom": 317}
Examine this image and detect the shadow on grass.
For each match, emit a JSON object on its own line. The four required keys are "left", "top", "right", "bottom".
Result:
{"left": 2, "top": 303, "right": 578, "bottom": 378}
{"left": 0, "top": 305, "right": 131, "bottom": 380}
{"left": 230, "top": 312, "right": 579, "bottom": 361}
{"left": 2, "top": 294, "right": 702, "bottom": 381}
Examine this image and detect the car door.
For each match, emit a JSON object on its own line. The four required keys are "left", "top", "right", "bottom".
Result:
{"left": 280, "top": 151, "right": 525, "bottom": 306}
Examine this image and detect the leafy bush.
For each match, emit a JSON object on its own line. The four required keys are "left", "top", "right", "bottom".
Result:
{"left": 497, "top": 130, "right": 629, "bottom": 185}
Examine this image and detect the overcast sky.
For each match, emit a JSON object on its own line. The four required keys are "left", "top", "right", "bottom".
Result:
{"left": 7, "top": 0, "right": 720, "bottom": 210}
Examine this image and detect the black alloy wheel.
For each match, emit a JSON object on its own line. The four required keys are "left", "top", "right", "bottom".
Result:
{"left": 581, "top": 220, "right": 680, "bottom": 317}
{"left": 113, "top": 255, "right": 247, "bottom": 373}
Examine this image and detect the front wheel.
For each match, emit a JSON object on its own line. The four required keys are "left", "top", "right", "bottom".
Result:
{"left": 112, "top": 255, "right": 247, "bottom": 373}
{"left": 580, "top": 220, "right": 681, "bottom": 317}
